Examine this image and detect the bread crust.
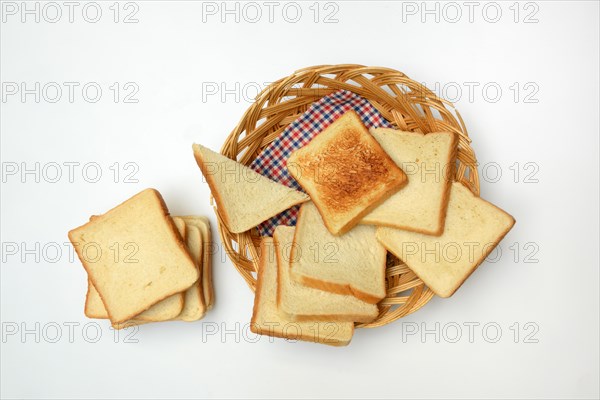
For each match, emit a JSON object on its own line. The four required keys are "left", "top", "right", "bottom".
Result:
{"left": 435, "top": 131, "right": 459, "bottom": 236}
{"left": 172, "top": 217, "right": 206, "bottom": 321}
{"left": 179, "top": 216, "right": 214, "bottom": 310}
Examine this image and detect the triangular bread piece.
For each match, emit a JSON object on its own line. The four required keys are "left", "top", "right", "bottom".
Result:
{"left": 250, "top": 237, "right": 353, "bottom": 346}
{"left": 274, "top": 226, "right": 378, "bottom": 323}
{"left": 290, "top": 202, "right": 387, "bottom": 304}
{"left": 361, "top": 129, "right": 458, "bottom": 235}
{"left": 376, "top": 182, "right": 515, "bottom": 298}
{"left": 287, "top": 111, "right": 407, "bottom": 235}
{"left": 192, "top": 144, "right": 309, "bottom": 233}
{"left": 69, "top": 188, "right": 199, "bottom": 323}
{"left": 180, "top": 216, "right": 214, "bottom": 309}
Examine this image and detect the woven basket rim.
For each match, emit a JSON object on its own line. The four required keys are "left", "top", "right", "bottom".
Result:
{"left": 214, "top": 64, "right": 479, "bottom": 328}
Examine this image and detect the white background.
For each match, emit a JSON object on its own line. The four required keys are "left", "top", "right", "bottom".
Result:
{"left": 1, "top": 1, "right": 599, "bottom": 398}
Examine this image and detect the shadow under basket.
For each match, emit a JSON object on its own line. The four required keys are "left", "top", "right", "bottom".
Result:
{"left": 213, "top": 64, "right": 480, "bottom": 328}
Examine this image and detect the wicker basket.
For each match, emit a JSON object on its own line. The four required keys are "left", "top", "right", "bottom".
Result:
{"left": 216, "top": 64, "right": 480, "bottom": 328}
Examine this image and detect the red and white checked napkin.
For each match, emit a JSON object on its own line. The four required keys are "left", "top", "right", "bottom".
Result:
{"left": 250, "top": 89, "right": 392, "bottom": 236}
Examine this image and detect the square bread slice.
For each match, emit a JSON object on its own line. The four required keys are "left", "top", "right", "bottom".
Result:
{"left": 179, "top": 216, "right": 214, "bottom": 310}
{"left": 273, "top": 226, "right": 378, "bottom": 323}
{"left": 376, "top": 182, "right": 515, "bottom": 298}
{"left": 192, "top": 144, "right": 309, "bottom": 233}
{"left": 69, "top": 188, "right": 199, "bottom": 323}
{"left": 361, "top": 129, "right": 458, "bottom": 235}
{"left": 174, "top": 218, "right": 206, "bottom": 321}
{"left": 250, "top": 237, "right": 354, "bottom": 346}
{"left": 290, "top": 202, "right": 387, "bottom": 304}
{"left": 85, "top": 282, "right": 183, "bottom": 322}
{"left": 286, "top": 111, "right": 407, "bottom": 235}
{"left": 84, "top": 215, "right": 196, "bottom": 323}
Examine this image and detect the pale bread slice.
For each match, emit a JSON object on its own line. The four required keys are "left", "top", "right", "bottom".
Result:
{"left": 85, "top": 217, "right": 205, "bottom": 323}
{"left": 85, "top": 282, "right": 183, "bottom": 321}
{"left": 84, "top": 280, "right": 110, "bottom": 319}
{"left": 274, "top": 226, "right": 378, "bottom": 323}
{"left": 69, "top": 188, "right": 199, "bottom": 323}
{"left": 361, "top": 129, "right": 458, "bottom": 235}
{"left": 84, "top": 216, "right": 194, "bottom": 322}
{"left": 175, "top": 219, "right": 206, "bottom": 321}
{"left": 180, "top": 216, "right": 214, "bottom": 310}
{"left": 84, "top": 214, "right": 184, "bottom": 322}
{"left": 376, "top": 182, "right": 515, "bottom": 298}
{"left": 250, "top": 237, "right": 354, "bottom": 346}
{"left": 192, "top": 144, "right": 309, "bottom": 233}
{"left": 290, "top": 202, "right": 387, "bottom": 304}
{"left": 287, "top": 111, "right": 407, "bottom": 235}
{"left": 84, "top": 283, "right": 158, "bottom": 329}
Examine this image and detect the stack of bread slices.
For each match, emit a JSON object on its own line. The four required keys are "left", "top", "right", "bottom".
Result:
{"left": 194, "top": 110, "right": 514, "bottom": 346}
{"left": 69, "top": 189, "right": 214, "bottom": 329}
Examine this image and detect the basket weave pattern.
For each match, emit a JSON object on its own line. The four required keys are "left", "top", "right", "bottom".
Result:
{"left": 216, "top": 65, "right": 480, "bottom": 328}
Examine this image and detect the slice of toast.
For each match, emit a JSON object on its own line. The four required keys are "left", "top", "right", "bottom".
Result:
{"left": 192, "top": 144, "right": 309, "bottom": 233}
{"left": 376, "top": 182, "right": 515, "bottom": 298}
{"left": 287, "top": 111, "right": 407, "bottom": 235}
{"left": 69, "top": 188, "right": 199, "bottom": 323}
{"left": 174, "top": 219, "right": 206, "bottom": 321}
{"left": 273, "top": 226, "right": 378, "bottom": 323}
{"left": 179, "top": 216, "right": 214, "bottom": 310}
{"left": 290, "top": 202, "right": 387, "bottom": 304}
{"left": 84, "top": 216, "right": 194, "bottom": 322}
{"left": 250, "top": 237, "right": 354, "bottom": 346}
{"left": 361, "top": 129, "right": 458, "bottom": 235}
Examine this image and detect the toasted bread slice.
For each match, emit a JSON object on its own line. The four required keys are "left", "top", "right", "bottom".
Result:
{"left": 69, "top": 188, "right": 199, "bottom": 323}
{"left": 290, "top": 202, "right": 387, "bottom": 303}
{"left": 192, "top": 144, "right": 309, "bottom": 233}
{"left": 287, "top": 111, "right": 407, "bottom": 235}
{"left": 250, "top": 237, "right": 354, "bottom": 346}
{"left": 174, "top": 219, "right": 206, "bottom": 321}
{"left": 361, "top": 129, "right": 458, "bottom": 235}
{"left": 376, "top": 182, "right": 515, "bottom": 298}
{"left": 274, "top": 226, "right": 378, "bottom": 323}
{"left": 179, "top": 216, "right": 214, "bottom": 310}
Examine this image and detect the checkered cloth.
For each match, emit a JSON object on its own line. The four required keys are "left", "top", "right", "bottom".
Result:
{"left": 250, "top": 89, "right": 392, "bottom": 236}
